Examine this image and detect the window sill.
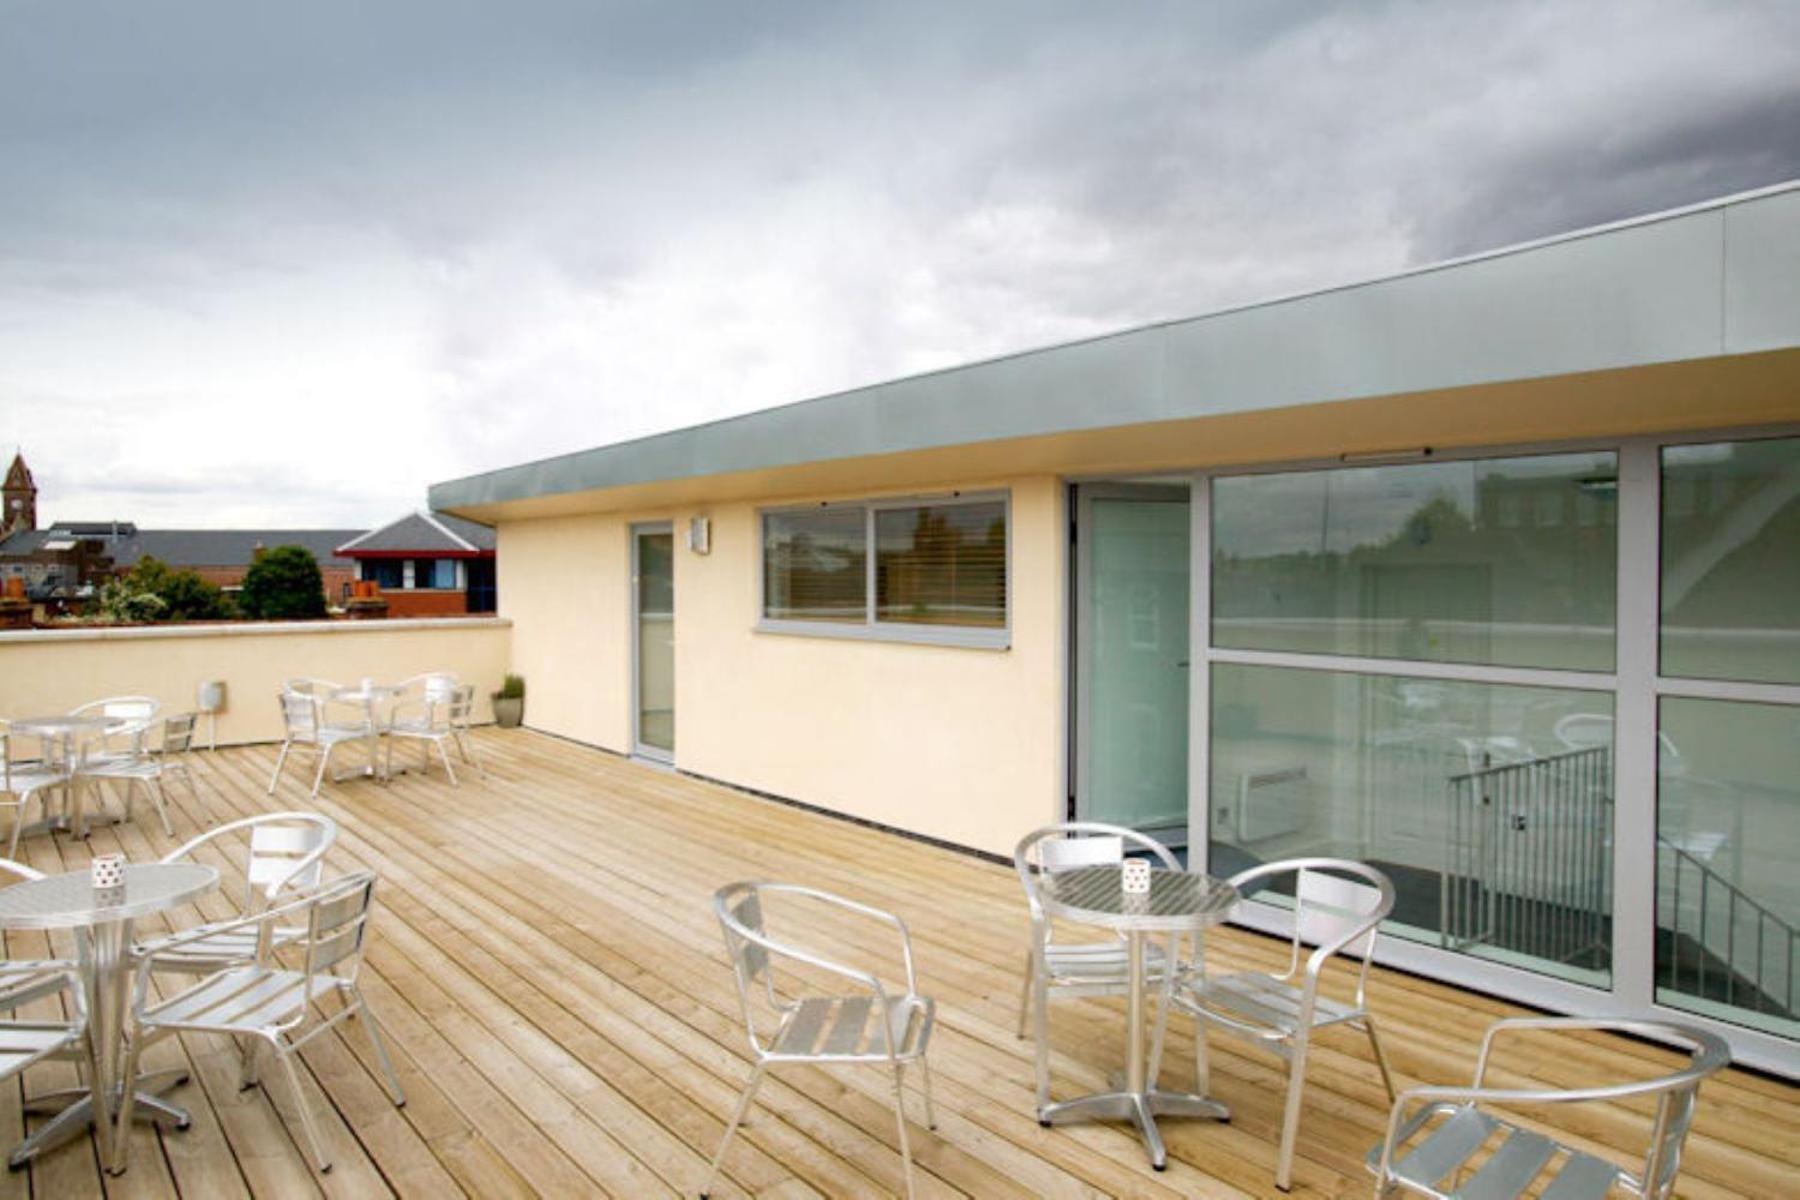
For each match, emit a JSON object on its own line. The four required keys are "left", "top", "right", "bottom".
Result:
{"left": 755, "top": 619, "right": 1010, "bottom": 651}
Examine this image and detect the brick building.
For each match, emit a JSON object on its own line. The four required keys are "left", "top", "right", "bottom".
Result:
{"left": 337, "top": 511, "right": 496, "bottom": 616}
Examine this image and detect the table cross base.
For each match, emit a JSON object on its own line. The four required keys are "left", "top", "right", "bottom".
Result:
{"left": 11, "top": 1068, "right": 191, "bottom": 1169}
{"left": 1040, "top": 1087, "right": 1228, "bottom": 1170}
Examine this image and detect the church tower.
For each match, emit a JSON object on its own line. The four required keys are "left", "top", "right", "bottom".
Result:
{"left": 2, "top": 452, "right": 36, "bottom": 538}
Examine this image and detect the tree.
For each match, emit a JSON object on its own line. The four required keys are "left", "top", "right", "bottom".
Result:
{"left": 238, "top": 545, "right": 327, "bottom": 620}
{"left": 97, "top": 578, "right": 166, "bottom": 623}
{"left": 121, "top": 554, "right": 229, "bottom": 622}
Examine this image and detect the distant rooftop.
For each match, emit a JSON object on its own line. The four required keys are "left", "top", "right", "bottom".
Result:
{"left": 0, "top": 523, "right": 364, "bottom": 569}
{"left": 336, "top": 511, "right": 496, "bottom": 557}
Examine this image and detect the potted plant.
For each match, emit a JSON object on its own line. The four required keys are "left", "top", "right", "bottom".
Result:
{"left": 491, "top": 674, "right": 525, "bottom": 728}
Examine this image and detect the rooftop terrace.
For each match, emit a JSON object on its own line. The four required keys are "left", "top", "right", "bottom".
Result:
{"left": 5, "top": 730, "right": 1793, "bottom": 1197}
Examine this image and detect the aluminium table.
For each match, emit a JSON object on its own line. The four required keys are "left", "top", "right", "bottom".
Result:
{"left": 326, "top": 683, "right": 404, "bottom": 781}
{"left": 0, "top": 862, "right": 218, "bottom": 1171}
{"left": 1036, "top": 863, "right": 1238, "bottom": 1169}
{"left": 7, "top": 714, "right": 123, "bottom": 839}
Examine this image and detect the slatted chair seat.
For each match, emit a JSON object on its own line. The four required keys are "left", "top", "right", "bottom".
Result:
{"left": 1366, "top": 1018, "right": 1729, "bottom": 1200}
{"left": 0, "top": 961, "right": 79, "bottom": 1011}
{"left": 1188, "top": 969, "right": 1367, "bottom": 1035}
{"left": 0, "top": 1021, "right": 86, "bottom": 1076}
{"left": 1042, "top": 938, "right": 1172, "bottom": 983}
{"left": 770, "top": 994, "right": 934, "bottom": 1061}
{"left": 139, "top": 964, "right": 344, "bottom": 1033}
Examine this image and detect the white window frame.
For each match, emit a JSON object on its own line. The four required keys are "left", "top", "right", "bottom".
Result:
{"left": 756, "top": 490, "right": 1011, "bottom": 649}
{"left": 1167, "top": 424, "right": 1800, "bottom": 1076}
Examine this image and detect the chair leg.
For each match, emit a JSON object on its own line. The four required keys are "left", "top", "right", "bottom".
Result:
{"left": 8, "top": 799, "right": 23, "bottom": 858}
{"left": 1015, "top": 951, "right": 1032, "bottom": 1039}
{"left": 1031, "top": 967, "right": 1053, "bottom": 1114}
{"left": 311, "top": 744, "right": 333, "bottom": 799}
{"left": 891, "top": 1063, "right": 917, "bottom": 1200}
{"left": 436, "top": 739, "right": 458, "bottom": 786}
{"left": 353, "top": 992, "right": 406, "bottom": 1106}
{"left": 148, "top": 777, "right": 174, "bottom": 836}
{"left": 237, "top": 1036, "right": 261, "bottom": 1089}
{"left": 1363, "top": 1015, "right": 1398, "bottom": 1102}
{"left": 267, "top": 741, "right": 291, "bottom": 794}
{"left": 917, "top": 1054, "right": 938, "bottom": 1130}
{"left": 700, "top": 1061, "right": 765, "bottom": 1199}
{"left": 107, "top": 1030, "right": 144, "bottom": 1175}
{"left": 1193, "top": 1013, "right": 1210, "bottom": 1096}
{"left": 1275, "top": 1032, "right": 1310, "bottom": 1192}
{"left": 274, "top": 1041, "right": 333, "bottom": 1173}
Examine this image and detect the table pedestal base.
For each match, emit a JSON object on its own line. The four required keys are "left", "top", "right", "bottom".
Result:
{"left": 10, "top": 1069, "right": 190, "bottom": 1169}
{"left": 1040, "top": 1088, "right": 1228, "bottom": 1170}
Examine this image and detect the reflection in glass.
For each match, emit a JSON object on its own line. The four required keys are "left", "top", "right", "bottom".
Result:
{"left": 1657, "top": 698, "right": 1799, "bottom": 1037}
{"left": 1210, "top": 663, "right": 1613, "bottom": 985}
{"left": 1212, "top": 452, "right": 1617, "bottom": 671}
{"left": 1660, "top": 436, "right": 1800, "bottom": 684}
{"left": 636, "top": 530, "right": 675, "bottom": 754}
{"left": 763, "top": 508, "right": 867, "bottom": 622}
{"left": 875, "top": 501, "right": 1006, "bottom": 627}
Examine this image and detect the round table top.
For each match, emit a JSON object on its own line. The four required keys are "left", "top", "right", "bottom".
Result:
{"left": 0, "top": 863, "right": 218, "bottom": 930}
{"left": 1039, "top": 864, "right": 1239, "bottom": 932}
{"left": 7, "top": 714, "right": 118, "bottom": 737}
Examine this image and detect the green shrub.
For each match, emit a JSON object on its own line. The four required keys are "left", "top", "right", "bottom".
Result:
{"left": 238, "top": 545, "right": 327, "bottom": 620}
{"left": 496, "top": 673, "right": 525, "bottom": 699}
{"left": 122, "top": 555, "right": 228, "bottom": 622}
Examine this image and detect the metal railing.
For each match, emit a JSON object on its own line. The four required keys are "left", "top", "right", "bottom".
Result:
{"left": 1442, "top": 745, "right": 1611, "bottom": 967}
{"left": 1660, "top": 836, "right": 1798, "bottom": 1019}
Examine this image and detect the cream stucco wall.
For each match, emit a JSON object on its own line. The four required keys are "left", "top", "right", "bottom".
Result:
{"left": 496, "top": 476, "right": 1067, "bottom": 856}
{"left": 0, "top": 618, "right": 511, "bottom": 745}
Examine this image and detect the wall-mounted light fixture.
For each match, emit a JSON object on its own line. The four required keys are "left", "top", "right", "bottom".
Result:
{"left": 687, "top": 515, "right": 711, "bottom": 555}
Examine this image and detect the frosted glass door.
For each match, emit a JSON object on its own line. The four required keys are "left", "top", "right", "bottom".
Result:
{"left": 1079, "top": 491, "right": 1191, "bottom": 837}
{"left": 634, "top": 526, "right": 675, "bottom": 759}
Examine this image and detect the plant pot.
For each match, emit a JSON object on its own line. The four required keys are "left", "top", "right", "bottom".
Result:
{"left": 492, "top": 696, "right": 524, "bottom": 728}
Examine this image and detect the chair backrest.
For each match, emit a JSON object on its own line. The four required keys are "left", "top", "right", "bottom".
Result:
{"left": 1014, "top": 822, "right": 1182, "bottom": 928}
{"left": 70, "top": 695, "right": 160, "bottom": 722}
{"left": 714, "top": 881, "right": 779, "bottom": 1051}
{"left": 161, "top": 811, "right": 337, "bottom": 910}
{"left": 1228, "top": 857, "right": 1394, "bottom": 996}
{"left": 282, "top": 678, "right": 342, "bottom": 696}
{"left": 0, "top": 857, "right": 44, "bottom": 885}
{"left": 298, "top": 871, "right": 379, "bottom": 986}
{"left": 161, "top": 713, "right": 198, "bottom": 755}
{"left": 446, "top": 684, "right": 475, "bottom": 727}
{"left": 278, "top": 689, "right": 320, "bottom": 741}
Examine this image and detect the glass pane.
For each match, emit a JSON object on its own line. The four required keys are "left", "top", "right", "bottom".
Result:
{"left": 636, "top": 531, "right": 674, "bottom": 754}
{"left": 1657, "top": 697, "right": 1799, "bottom": 1037}
{"left": 1210, "top": 662, "right": 1613, "bottom": 986}
{"left": 1085, "top": 496, "right": 1190, "bottom": 835}
{"left": 1660, "top": 436, "right": 1800, "bottom": 684}
{"left": 875, "top": 500, "right": 1006, "bottom": 627}
{"left": 763, "top": 508, "right": 866, "bottom": 622}
{"left": 1212, "top": 452, "right": 1617, "bottom": 671}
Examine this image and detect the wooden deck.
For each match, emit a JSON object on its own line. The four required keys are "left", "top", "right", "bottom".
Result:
{"left": 3, "top": 730, "right": 1793, "bottom": 1198}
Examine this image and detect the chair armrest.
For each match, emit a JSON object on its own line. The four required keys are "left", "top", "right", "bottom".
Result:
{"left": 127, "top": 891, "right": 315, "bottom": 1013}
{"left": 776, "top": 885, "right": 919, "bottom": 995}
{"left": 743, "top": 926, "right": 890, "bottom": 1004}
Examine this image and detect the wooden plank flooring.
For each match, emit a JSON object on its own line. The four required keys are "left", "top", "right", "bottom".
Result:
{"left": 4, "top": 730, "right": 1794, "bottom": 1198}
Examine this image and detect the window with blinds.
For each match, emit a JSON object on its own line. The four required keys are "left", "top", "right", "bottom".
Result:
{"left": 875, "top": 500, "right": 1006, "bottom": 627}
{"left": 762, "top": 508, "right": 867, "bottom": 621}
{"left": 761, "top": 494, "right": 1009, "bottom": 639}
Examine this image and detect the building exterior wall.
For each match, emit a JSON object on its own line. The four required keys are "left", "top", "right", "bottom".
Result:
{"left": 0, "top": 617, "right": 510, "bottom": 744}
{"left": 496, "top": 474, "right": 1066, "bottom": 857}
{"left": 381, "top": 589, "right": 469, "bottom": 618}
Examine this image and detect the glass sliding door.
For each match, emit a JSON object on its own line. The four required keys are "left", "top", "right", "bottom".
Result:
{"left": 633, "top": 523, "right": 675, "bottom": 761}
{"left": 1656, "top": 436, "right": 1800, "bottom": 1038}
{"left": 1074, "top": 484, "right": 1191, "bottom": 846}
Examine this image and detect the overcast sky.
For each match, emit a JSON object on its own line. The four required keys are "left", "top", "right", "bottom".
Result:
{"left": 3, "top": 1, "right": 1797, "bottom": 529}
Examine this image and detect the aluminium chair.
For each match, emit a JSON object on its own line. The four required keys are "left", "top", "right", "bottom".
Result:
{"left": 67, "top": 695, "right": 161, "bottom": 766}
{"left": 1154, "top": 857, "right": 1399, "bottom": 1192}
{"left": 0, "top": 729, "right": 68, "bottom": 857}
{"left": 134, "top": 812, "right": 337, "bottom": 974}
{"left": 384, "top": 681, "right": 484, "bottom": 784}
{"left": 77, "top": 712, "right": 204, "bottom": 837}
{"left": 115, "top": 871, "right": 406, "bottom": 1176}
{"left": 267, "top": 687, "right": 375, "bottom": 797}
{"left": 1367, "top": 1017, "right": 1728, "bottom": 1200}
{"left": 702, "top": 881, "right": 937, "bottom": 1200}
{"left": 1014, "top": 822, "right": 1186, "bottom": 1112}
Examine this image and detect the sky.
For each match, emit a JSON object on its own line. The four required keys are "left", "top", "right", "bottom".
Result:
{"left": 2, "top": 1, "right": 1798, "bottom": 529}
